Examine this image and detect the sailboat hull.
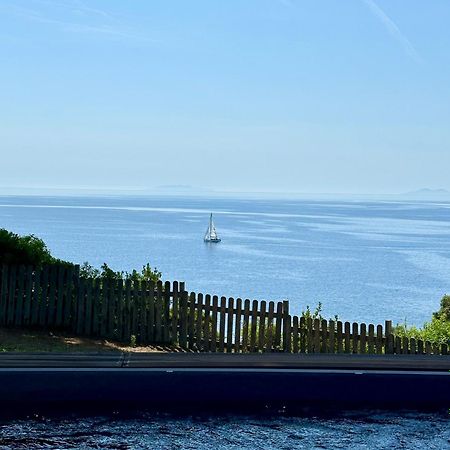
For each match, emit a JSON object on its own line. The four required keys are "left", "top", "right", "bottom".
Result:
{"left": 204, "top": 238, "right": 221, "bottom": 243}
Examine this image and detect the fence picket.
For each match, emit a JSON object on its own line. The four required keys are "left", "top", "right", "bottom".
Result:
{"left": 266, "top": 301, "right": 275, "bottom": 352}
{"left": 163, "top": 281, "right": 171, "bottom": 344}
{"left": 258, "top": 301, "right": 267, "bottom": 352}
{"left": 320, "top": 319, "right": 327, "bottom": 353}
{"left": 204, "top": 294, "right": 211, "bottom": 351}
{"left": 47, "top": 265, "right": 57, "bottom": 327}
{"left": 292, "top": 316, "right": 299, "bottom": 353}
{"left": 328, "top": 320, "right": 335, "bottom": 353}
{"left": 241, "top": 299, "right": 251, "bottom": 353}
{"left": 0, "top": 265, "right": 9, "bottom": 325}
{"left": 250, "top": 300, "right": 258, "bottom": 352}
{"left": 300, "top": 317, "right": 306, "bottom": 353}
{"left": 352, "top": 323, "right": 358, "bottom": 354}
{"left": 367, "top": 324, "right": 374, "bottom": 354}
{"left": 235, "top": 298, "right": 242, "bottom": 353}
{"left": 218, "top": 296, "right": 226, "bottom": 353}
{"left": 55, "top": 265, "right": 65, "bottom": 327}
{"left": 336, "top": 321, "right": 343, "bottom": 353}
{"left": 23, "top": 266, "right": 33, "bottom": 325}
{"left": 188, "top": 292, "right": 196, "bottom": 350}
{"left": 171, "top": 281, "right": 179, "bottom": 345}
{"left": 313, "top": 319, "right": 320, "bottom": 353}
{"left": 360, "top": 323, "right": 367, "bottom": 354}
{"left": 14, "top": 265, "right": 26, "bottom": 326}
{"left": 31, "top": 267, "right": 41, "bottom": 326}
{"left": 211, "top": 295, "right": 219, "bottom": 352}
{"left": 179, "top": 290, "right": 188, "bottom": 348}
{"left": 306, "top": 317, "right": 313, "bottom": 353}
{"left": 7, "top": 265, "right": 17, "bottom": 326}
{"left": 196, "top": 293, "right": 204, "bottom": 351}
{"left": 226, "top": 297, "right": 234, "bottom": 353}
{"left": 376, "top": 325, "right": 383, "bottom": 354}
{"left": 344, "top": 322, "right": 351, "bottom": 353}
{"left": 274, "top": 302, "right": 283, "bottom": 351}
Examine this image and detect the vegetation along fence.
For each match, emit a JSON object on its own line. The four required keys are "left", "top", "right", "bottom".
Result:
{"left": 0, "top": 263, "right": 448, "bottom": 355}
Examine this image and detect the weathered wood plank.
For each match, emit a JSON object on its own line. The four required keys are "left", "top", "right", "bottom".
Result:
{"left": 203, "top": 294, "right": 211, "bottom": 351}
{"left": 300, "top": 316, "right": 307, "bottom": 353}
{"left": 178, "top": 290, "right": 188, "bottom": 348}
{"left": 320, "top": 319, "right": 327, "bottom": 353}
{"left": 395, "top": 336, "right": 402, "bottom": 355}
{"left": 360, "top": 323, "right": 367, "bottom": 354}
{"left": 38, "top": 266, "right": 49, "bottom": 327}
{"left": 7, "top": 265, "right": 18, "bottom": 326}
{"left": 47, "top": 265, "right": 58, "bottom": 327}
{"left": 76, "top": 277, "right": 86, "bottom": 335}
{"left": 84, "top": 278, "right": 93, "bottom": 335}
{"left": 171, "top": 281, "right": 179, "bottom": 345}
{"left": 266, "top": 301, "right": 275, "bottom": 352}
{"left": 306, "top": 317, "right": 313, "bottom": 353}
{"left": 352, "top": 322, "right": 358, "bottom": 354}
{"left": 336, "top": 321, "right": 343, "bottom": 353}
{"left": 376, "top": 324, "right": 383, "bottom": 354}
{"left": 250, "top": 300, "right": 258, "bottom": 352}
{"left": 188, "top": 292, "right": 196, "bottom": 350}
{"left": 91, "top": 279, "right": 101, "bottom": 336}
{"left": 30, "top": 267, "right": 41, "bottom": 326}
{"left": 226, "top": 297, "right": 234, "bottom": 353}
{"left": 274, "top": 302, "right": 283, "bottom": 351}
{"left": 258, "top": 301, "right": 267, "bottom": 353}
{"left": 402, "top": 337, "right": 409, "bottom": 355}
{"left": 155, "top": 281, "right": 163, "bottom": 343}
{"left": 367, "top": 324, "right": 375, "bottom": 354}
{"left": 211, "top": 295, "right": 219, "bottom": 352}
{"left": 328, "top": 320, "right": 335, "bottom": 353}
{"left": 14, "top": 265, "right": 26, "bottom": 326}
{"left": 146, "top": 281, "right": 155, "bottom": 344}
{"left": 417, "top": 339, "right": 424, "bottom": 355}
{"left": 241, "top": 299, "right": 251, "bottom": 353}
{"left": 55, "top": 265, "right": 65, "bottom": 327}
{"left": 292, "top": 316, "right": 299, "bottom": 353}
{"left": 344, "top": 321, "right": 351, "bottom": 353}
{"left": 218, "top": 296, "right": 227, "bottom": 353}
{"left": 0, "top": 265, "right": 9, "bottom": 325}
{"left": 313, "top": 318, "right": 320, "bottom": 353}
{"left": 282, "top": 301, "right": 290, "bottom": 352}
{"left": 23, "top": 266, "right": 33, "bottom": 325}
{"left": 163, "top": 281, "right": 171, "bottom": 344}
{"left": 234, "top": 298, "right": 242, "bottom": 353}
{"left": 196, "top": 293, "right": 204, "bottom": 351}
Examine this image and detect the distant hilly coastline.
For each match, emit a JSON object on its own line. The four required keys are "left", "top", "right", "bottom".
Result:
{"left": 402, "top": 188, "right": 450, "bottom": 199}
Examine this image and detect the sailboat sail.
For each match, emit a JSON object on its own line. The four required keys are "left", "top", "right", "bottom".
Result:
{"left": 204, "top": 213, "right": 221, "bottom": 242}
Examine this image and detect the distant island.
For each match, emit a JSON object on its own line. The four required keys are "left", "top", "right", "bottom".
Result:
{"left": 402, "top": 188, "right": 450, "bottom": 199}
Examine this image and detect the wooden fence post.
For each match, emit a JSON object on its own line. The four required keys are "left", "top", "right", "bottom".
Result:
{"left": 282, "top": 300, "right": 290, "bottom": 352}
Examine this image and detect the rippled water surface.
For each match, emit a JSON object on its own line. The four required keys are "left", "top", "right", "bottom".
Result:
{"left": 1, "top": 195, "right": 450, "bottom": 325}
{"left": 0, "top": 411, "right": 449, "bottom": 449}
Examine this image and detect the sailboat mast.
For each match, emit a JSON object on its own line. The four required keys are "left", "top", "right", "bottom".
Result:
{"left": 210, "top": 213, "right": 213, "bottom": 238}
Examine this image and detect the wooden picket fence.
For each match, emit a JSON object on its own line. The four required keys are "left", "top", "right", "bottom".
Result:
{"left": 0, "top": 263, "right": 447, "bottom": 355}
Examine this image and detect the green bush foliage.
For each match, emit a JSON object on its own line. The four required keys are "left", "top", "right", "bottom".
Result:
{"left": 0, "top": 228, "right": 67, "bottom": 266}
{"left": 393, "top": 294, "right": 450, "bottom": 345}
{"left": 79, "top": 262, "right": 161, "bottom": 283}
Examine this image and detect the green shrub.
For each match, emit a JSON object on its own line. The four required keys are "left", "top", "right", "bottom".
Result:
{"left": 0, "top": 228, "right": 67, "bottom": 267}
{"left": 79, "top": 262, "right": 161, "bottom": 283}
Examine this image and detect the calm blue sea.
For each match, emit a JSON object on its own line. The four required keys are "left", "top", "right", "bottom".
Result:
{"left": 1, "top": 195, "right": 450, "bottom": 327}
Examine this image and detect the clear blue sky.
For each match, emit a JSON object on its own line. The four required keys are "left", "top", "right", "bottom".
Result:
{"left": 1, "top": 0, "right": 450, "bottom": 194}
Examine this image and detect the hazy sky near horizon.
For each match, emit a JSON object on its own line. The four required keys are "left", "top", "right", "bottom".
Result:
{"left": 1, "top": 0, "right": 450, "bottom": 194}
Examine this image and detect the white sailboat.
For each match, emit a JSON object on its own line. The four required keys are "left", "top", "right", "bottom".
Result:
{"left": 204, "top": 213, "right": 221, "bottom": 243}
